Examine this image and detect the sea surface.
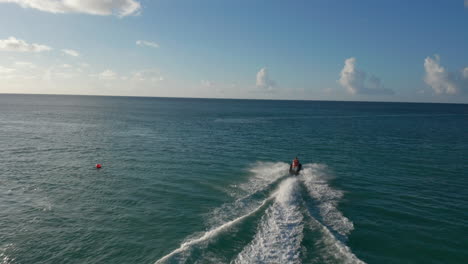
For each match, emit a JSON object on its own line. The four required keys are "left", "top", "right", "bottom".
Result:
{"left": 1, "top": 94, "right": 467, "bottom": 264}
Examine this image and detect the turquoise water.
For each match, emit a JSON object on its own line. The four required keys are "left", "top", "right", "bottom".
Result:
{"left": 1, "top": 94, "right": 467, "bottom": 264}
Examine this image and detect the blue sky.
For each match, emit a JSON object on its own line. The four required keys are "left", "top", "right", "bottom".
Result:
{"left": 0, "top": 0, "right": 467, "bottom": 103}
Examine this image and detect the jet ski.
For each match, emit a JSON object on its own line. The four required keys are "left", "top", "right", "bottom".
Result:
{"left": 289, "top": 162, "right": 302, "bottom": 175}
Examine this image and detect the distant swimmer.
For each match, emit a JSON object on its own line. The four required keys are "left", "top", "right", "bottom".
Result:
{"left": 96, "top": 164, "right": 102, "bottom": 169}
{"left": 289, "top": 157, "right": 302, "bottom": 175}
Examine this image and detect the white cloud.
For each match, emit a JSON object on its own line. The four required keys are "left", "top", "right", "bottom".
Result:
{"left": 14, "top": 61, "right": 36, "bottom": 68}
{"left": 423, "top": 55, "right": 467, "bottom": 95}
{"left": 423, "top": 55, "right": 456, "bottom": 94}
{"left": 136, "top": 40, "right": 159, "bottom": 48}
{"left": 339, "top": 58, "right": 362, "bottom": 94}
{"left": 256, "top": 67, "right": 276, "bottom": 91}
{"left": 43, "top": 64, "right": 80, "bottom": 80}
{"left": 131, "top": 69, "right": 163, "bottom": 82}
{"left": 465, "top": 0, "right": 468, "bottom": 7}
{"left": 0, "top": 36, "right": 51, "bottom": 52}
{"left": 62, "top": 49, "right": 79, "bottom": 57}
{"left": 0, "top": 66, "right": 16, "bottom": 74}
{"left": 93, "top": 68, "right": 163, "bottom": 83}
{"left": 0, "top": 0, "right": 141, "bottom": 16}
{"left": 0, "top": 61, "right": 39, "bottom": 80}
{"left": 99, "top": 69, "right": 117, "bottom": 80}
{"left": 201, "top": 80, "right": 214, "bottom": 87}
{"left": 0, "top": 60, "right": 85, "bottom": 82}
{"left": 463, "top": 67, "right": 468, "bottom": 78}
{"left": 339, "top": 57, "right": 393, "bottom": 95}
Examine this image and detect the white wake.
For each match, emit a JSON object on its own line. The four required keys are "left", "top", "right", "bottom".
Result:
{"left": 300, "top": 164, "right": 354, "bottom": 237}
{"left": 306, "top": 214, "right": 365, "bottom": 264}
{"left": 155, "top": 162, "right": 286, "bottom": 264}
{"left": 154, "top": 162, "right": 365, "bottom": 264}
{"left": 234, "top": 178, "right": 304, "bottom": 264}
{"left": 210, "top": 161, "right": 288, "bottom": 227}
{"left": 154, "top": 196, "right": 272, "bottom": 264}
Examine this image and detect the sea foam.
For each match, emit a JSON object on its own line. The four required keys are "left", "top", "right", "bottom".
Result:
{"left": 154, "top": 162, "right": 364, "bottom": 264}
{"left": 155, "top": 162, "right": 287, "bottom": 263}
{"left": 234, "top": 177, "right": 303, "bottom": 264}
{"left": 300, "top": 164, "right": 354, "bottom": 237}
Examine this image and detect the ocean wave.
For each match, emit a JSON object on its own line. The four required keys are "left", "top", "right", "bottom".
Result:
{"left": 0, "top": 244, "right": 16, "bottom": 264}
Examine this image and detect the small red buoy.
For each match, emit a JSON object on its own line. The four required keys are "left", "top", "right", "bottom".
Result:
{"left": 96, "top": 164, "right": 102, "bottom": 169}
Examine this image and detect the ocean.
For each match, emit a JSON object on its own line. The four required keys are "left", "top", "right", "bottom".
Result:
{"left": 1, "top": 94, "right": 467, "bottom": 264}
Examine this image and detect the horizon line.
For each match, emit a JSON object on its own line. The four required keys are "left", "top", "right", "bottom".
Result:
{"left": 0, "top": 92, "right": 466, "bottom": 105}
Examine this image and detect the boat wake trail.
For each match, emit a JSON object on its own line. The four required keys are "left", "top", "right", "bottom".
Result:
{"left": 154, "top": 162, "right": 365, "bottom": 264}
{"left": 154, "top": 196, "right": 273, "bottom": 264}
{"left": 155, "top": 162, "right": 286, "bottom": 264}
{"left": 210, "top": 162, "right": 289, "bottom": 227}
{"left": 300, "top": 164, "right": 364, "bottom": 264}
{"left": 300, "top": 164, "right": 354, "bottom": 237}
{"left": 234, "top": 178, "right": 303, "bottom": 264}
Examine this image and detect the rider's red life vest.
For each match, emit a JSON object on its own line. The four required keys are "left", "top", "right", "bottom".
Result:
{"left": 292, "top": 160, "right": 299, "bottom": 167}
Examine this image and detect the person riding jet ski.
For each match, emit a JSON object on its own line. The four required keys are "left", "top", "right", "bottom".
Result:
{"left": 289, "top": 157, "right": 302, "bottom": 175}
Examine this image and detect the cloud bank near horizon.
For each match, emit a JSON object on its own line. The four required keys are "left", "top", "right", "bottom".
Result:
{"left": 339, "top": 57, "right": 394, "bottom": 95}
{"left": 256, "top": 68, "right": 276, "bottom": 91}
{"left": 424, "top": 55, "right": 468, "bottom": 95}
